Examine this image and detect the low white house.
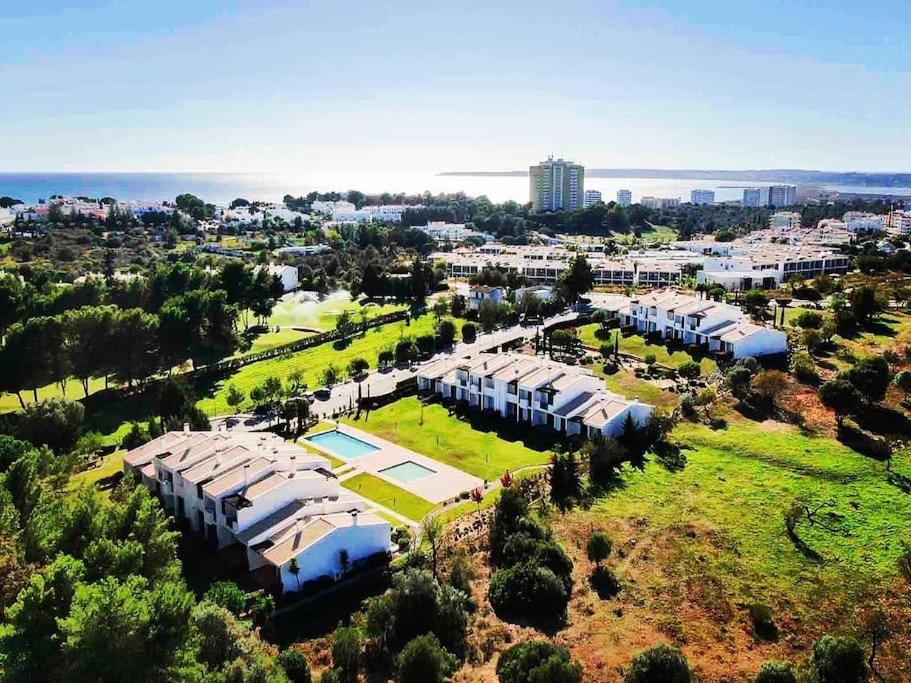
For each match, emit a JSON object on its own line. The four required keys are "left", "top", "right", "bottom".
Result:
{"left": 266, "top": 264, "right": 299, "bottom": 292}
{"left": 418, "top": 352, "right": 654, "bottom": 439}
{"left": 123, "top": 431, "right": 392, "bottom": 593}
{"left": 621, "top": 289, "right": 787, "bottom": 358}
{"left": 468, "top": 285, "right": 506, "bottom": 311}
{"left": 514, "top": 285, "right": 556, "bottom": 303}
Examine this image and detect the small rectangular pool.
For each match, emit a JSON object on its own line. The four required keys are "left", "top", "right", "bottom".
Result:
{"left": 305, "top": 430, "right": 379, "bottom": 459}
{"left": 380, "top": 460, "right": 436, "bottom": 483}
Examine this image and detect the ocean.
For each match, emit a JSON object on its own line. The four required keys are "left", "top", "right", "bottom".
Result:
{"left": 2, "top": 171, "right": 910, "bottom": 207}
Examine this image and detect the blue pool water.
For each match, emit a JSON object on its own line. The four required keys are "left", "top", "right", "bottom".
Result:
{"left": 306, "top": 431, "right": 379, "bottom": 459}
{"left": 380, "top": 460, "right": 436, "bottom": 483}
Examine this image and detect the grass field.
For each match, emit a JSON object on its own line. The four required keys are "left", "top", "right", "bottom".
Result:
{"left": 640, "top": 224, "right": 678, "bottom": 243}
{"left": 342, "top": 396, "right": 553, "bottom": 481}
{"left": 341, "top": 472, "right": 435, "bottom": 522}
{"left": 237, "top": 328, "right": 313, "bottom": 356}
{"left": 578, "top": 324, "right": 717, "bottom": 374}
{"left": 196, "top": 314, "right": 449, "bottom": 416}
{"left": 266, "top": 291, "right": 405, "bottom": 330}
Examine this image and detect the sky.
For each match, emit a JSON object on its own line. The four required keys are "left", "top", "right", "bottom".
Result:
{"left": 2, "top": 0, "right": 910, "bottom": 173}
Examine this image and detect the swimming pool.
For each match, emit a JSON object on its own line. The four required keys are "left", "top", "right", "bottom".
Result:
{"left": 380, "top": 460, "right": 436, "bottom": 483}
{"left": 305, "top": 430, "right": 379, "bottom": 459}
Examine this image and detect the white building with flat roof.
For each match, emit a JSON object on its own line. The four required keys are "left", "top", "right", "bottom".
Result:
{"left": 617, "top": 189, "right": 632, "bottom": 207}
{"left": 583, "top": 190, "right": 602, "bottom": 208}
{"left": 770, "top": 211, "right": 802, "bottom": 230}
{"left": 691, "top": 189, "right": 715, "bottom": 205}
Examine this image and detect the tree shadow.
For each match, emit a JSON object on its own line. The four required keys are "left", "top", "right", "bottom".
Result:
{"left": 887, "top": 471, "right": 911, "bottom": 494}
{"left": 653, "top": 443, "right": 687, "bottom": 472}
{"left": 785, "top": 527, "right": 823, "bottom": 563}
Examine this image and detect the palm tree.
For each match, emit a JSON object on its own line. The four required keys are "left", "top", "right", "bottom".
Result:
{"left": 288, "top": 557, "right": 301, "bottom": 593}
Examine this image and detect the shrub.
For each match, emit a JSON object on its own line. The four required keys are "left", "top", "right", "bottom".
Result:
{"left": 680, "top": 393, "right": 698, "bottom": 421}
{"left": 462, "top": 323, "right": 477, "bottom": 343}
{"left": 488, "top": 561, "right": 568, "bottom": 622}
{"left": 496, "top": 640, "right": 583, "bottom": 683}
{"left": 121, "top": 422, "right": 150, "bottom": 451}
{"left": 677, "top": 360, "right": 701, "bottom": 380}
{"left": 643, "top": 353, "right": 657, "bottom": 367}
{"left": 277, "top": 649, "right": 312, "bottom": 683}
{"left": 437, "top": 319, "right": 456, "bottom": 345}
{"left": 794, "top": 310, "right": 823, "bottom": 329}
{"left": 331, "top": 627, "right": 361, "bottom": 683}
{"left": 812, "top": 635, "right": 867, "bottom": 683}
{"left": 586, "top": 531, "right": 612, "bottom": 564}
{"left": 790, "top": 352, "right": 819, "bottom": 383}
{"left": 754, "top": 660, "right": 796, "bottom": 683}
{"left": 747, "top": 603, "right": 778, "bottom": 640}
{"left": 590, "top": 565, "right": 621, "bottom": 599}
{"left": 624, "top": 643, "right": 691, "bottom": 683}
{"left": 397, "top": 633, "right": 458, "bottom": 683}
{"left": 594, "top": 327, "right": 613, "bottom": 340}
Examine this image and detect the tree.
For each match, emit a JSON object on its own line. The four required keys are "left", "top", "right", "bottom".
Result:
{"left": 331, "top": 626, "right": 361, "bottom": 683}
{"left": 16, "top": 398, "right": 85, "bottom": 454}
{"left": 743, "top": 288, "right": 770, "bottom": 318}
{"left": 0, "top": 271, "right": 24, "bottom": 340}
{"left": 63, "top": 306, "right": 117, "bottom": 397}
{"left": 478, "top": 298, "right": 500, "bottom": 333}
{"left": 277, "top": 649, "right": 312, "bottom": 683}
{"left": 421, "top": 516, "right": 445, "bottom": 580}
{"left": 288, "top": 557, "right": 302, "bottom": 592}
{"left": 754, "top": 661, "right": 797, "bottom": 683}
{"left": 843, "top": 355, "right": 891, "bottom": 404}
{"left": 624, "top": 643, "right": 691, "bottom": 683}
{"left": 794, "top": 310, "right": 823, "bottom": 329}
{"left": 225, "top": 385, "right": 246, "bottom": 413}
{"left": 586, "top": 531, "right": 612, "bottom": 565}
{"left": 750, "top": 370, "right": 788, "bottom": 411}
{"left": 450, "top": 294, "right": 467, "bottom": 318}
{"left": 347, "top": 357, "right": 369, "bottom": 378}
{"left": 677, "top": 360, "right": 700, "bottom": 380}
{"left": 818, "top": 379, "right": 860, "bottom": 428}
{"left": 219, "top": 261, "right": 254, "bottom": 328}
{"left": 849, "top": 285, "right": 882, "bottom": 325}
{"left": 548, "top": 450, "right": 582, "bottom": 511}
{"left": 496, "top": 640, "right": 583, "bottom": 683}
{"left": 437, "top": 319, "right": 456, "bottom": 345}
{"left": 557, "top": 255, "right": 594, "bottom": 304}
{"left": 321, "top": 363, "right": 341, "bottom": 387}
{"left": 397, "top": 633, "right": 458, "bottom": 683}
{"left": 111, "top": 308, "right": 160, "bottom": 388}
{"left": 812, "top": 635, "right": 867, "bottom": 683}
{"left": 488, "top": 561, "right": 569, "bottom": 623}
{"left": 726, "top": 364, "right": 754, "bottom": 403}
{"left": 205, "top": 581, "right": 247, "bottom": 616}
{"left": 461, "top": 322, "right": 477, "bottom": 343}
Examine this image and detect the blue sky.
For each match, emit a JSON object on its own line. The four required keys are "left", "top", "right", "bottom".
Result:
{"left": 2, "top": 0, "right": 910, "bottom": 173}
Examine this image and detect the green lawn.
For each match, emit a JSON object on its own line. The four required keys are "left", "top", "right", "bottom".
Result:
{"left": 237, "top": 328, "right": 313, "bottom": 356}
{"left": 341, "top": 472, "right": 435, "bottom": 522}
{"left": 640, "top": 223, "right": 678, "bottom": 243}
{"left": 266, "top": 292, "right": 405, "bottom": 330}
{"left": 196, "top": 314, "right": 451, "bottom": 416}
{"left": 342, "top": 396, "right": 553, "bottom": 481}
{"left": 580, "top": 413, "right": 911, "bottom": 611}
{"left": 0, "top": 377, "right": 109, "bottom": 414}
{"left": 591, "top": 365, "right": 680, "bottom": 408}
{"left": 578, "top": 324, "right": 717, "bottom": 374}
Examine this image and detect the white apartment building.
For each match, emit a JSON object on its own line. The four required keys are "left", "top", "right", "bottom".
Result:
{"left": 621, "top": 289, "right": 787, "bottom": 358}
{"left": 887, "top": 210, "right": 911, "bottom": 236}
{"left": 123, "top": 431, "right": 391, "bottom": 594}
{"left": 691, "top": 189, "right": 715, "bottom": 205}
{"left": 770, "top": 211, "right": 802, "bottom": 230}
{"left": 417, "top": 353, "right": 654, "bottom": 439}
{"left": 583, "top": 190, "right": 602, "bottom": 208}
{"left": 641, "top": 197, "right": 679, "bottom": 209}
{"left": 529, "top": 157, "right": 585, "bottom": 211}
{"left": 843, "top": 211, "right": 884, "bottom": 233}
{"left": 419, "top": 221, "right": 491, "bottom": 243}
{"left": 617, "top": 189, "right": 632, "bottom": 207}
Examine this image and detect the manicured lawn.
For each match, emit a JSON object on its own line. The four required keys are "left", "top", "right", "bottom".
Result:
{"left": 196, "top": 314, "right": 452, "bottom": 416}
{"left": 70, "top": 450, "right": 125, "bottom": 498}
{"left": 591, "top": 365, "right": 679, "bottom": 408}
{"left": 640, "top": 224, "right": 678, "bottom": 243}
{"left": 266, "top": 291, "right": 405, "bottom": 330}
{"left": 578, "top": 324, "right": 716, "bottom": 374}
{"left": 0, "top": 376, "right": 109, "bottom": 414}
{"left": 342, "top": 396, "right": 553, "bottom": 481}
{"left": 237, "top": 327, "right": 313, "bottom": 356}
{"left": 579, "top": 412, "right": 911, "bottom": 609}
{"left": 341, "top": 472, "right": 435, "bottom": 522}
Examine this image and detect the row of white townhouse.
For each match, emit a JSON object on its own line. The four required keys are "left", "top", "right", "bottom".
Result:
{"left": 620, "top": 289, "right": 787, "bottom": 358}
{"left": 123, "top": 430, "right": 391, "bottom": 594}
{"left": 417, "top": 352, "right": 654, "bottom": 439}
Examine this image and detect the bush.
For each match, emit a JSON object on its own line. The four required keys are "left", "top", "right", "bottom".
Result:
{"left": 794, "top": 310, "right": 823, "bottom": 329}
{"left": 790, "top": 352, "right": 819, "bottom": 383}
{"left": 462, "top": 323, "right": 477, "bottom": 343}
{"left": 624, "top": 643, "right": 691, "bottom": 683}
{"left": 643, "top": 353, "right": 657, "bottom": 367}
{"left": 747, "top": 603, "right": 778, "bottom": 640}
{"left": 397, "top": 633, "right": 458, "bottom": 683}
{"left": 812, "top": 635, "right": 867, "bottom": 683}
{"left": 496, "top": 640, "right": 583, "bottom": 683}
{"left": 331, "top": 627, "right": 361, "bottom": 683}
{"left": 586, "top": 531, "right": 612, "bottom": 564}
{"left": 594, "top": 327, "right": 613, "bottom": 340}
{"left": 589, "top": 565, "right": 621, "bottom": 599}
{"left": 488, "top": 561, "right": 568, "bottom": 622}
{"left": 120, "top": 422, "right": 150, "bottom": 451}
{"left": 437, "top": 319, "right": 456, "bottom": 345}
{"left": 754, "top": 660, "right": 796, "bottom": 683}
{"left": 277, "top": 649, "right": 312, "bottom": 683}
{"left": 680, "top": 393, "right": 698, "bottom": 421}
{"left": 677, "top": 360, "right": 701, "bottom": 380}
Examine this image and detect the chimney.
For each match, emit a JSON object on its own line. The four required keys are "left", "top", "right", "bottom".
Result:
{"left": 351, "top": 510, "right": 359, "bottom": 527}
{"left": 183, "top": 423, "right": 190, "bottom": 433}
{"left": 243, "top": 464, "right": 250, "bottom": 489}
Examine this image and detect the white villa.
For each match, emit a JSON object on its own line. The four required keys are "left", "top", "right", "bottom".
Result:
{"left": 123, "top": 430, "right": 391, "bottom": 594}
{"left": 620, "top": 289, "right": 787, "bottom": 358}
{"left": 417, "top": 352, "right": 654, "bottom": 439}
{"left": 468, "top": 285, "right": 506, "bottom": 311}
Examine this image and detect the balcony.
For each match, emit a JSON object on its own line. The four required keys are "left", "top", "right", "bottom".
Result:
{"left": 203, "top": 509, "right": 216, "bottom": 526}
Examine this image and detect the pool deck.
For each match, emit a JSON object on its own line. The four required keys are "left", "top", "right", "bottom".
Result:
{"left": 306, "top": 423, "right": 483, "bottom": 504}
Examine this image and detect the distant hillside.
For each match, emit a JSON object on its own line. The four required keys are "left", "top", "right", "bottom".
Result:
{"left": 439, "top": 168, "right": 911, "bottom": 187}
